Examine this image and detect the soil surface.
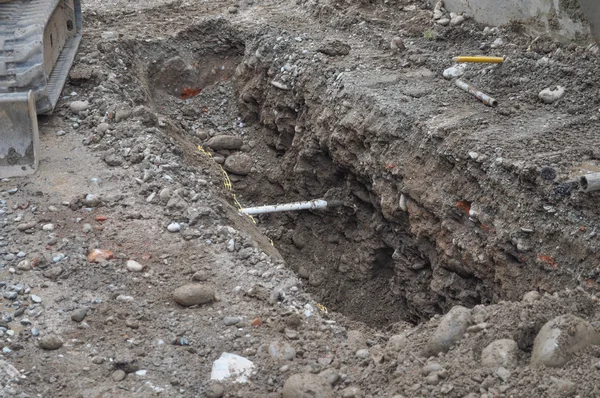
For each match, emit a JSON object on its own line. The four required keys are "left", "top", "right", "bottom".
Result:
{"left": 1, "top": 0, "right": 600, "bottom": 397}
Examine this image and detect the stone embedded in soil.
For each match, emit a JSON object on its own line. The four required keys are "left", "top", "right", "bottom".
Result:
{"left": 423, "top": 306, "right": 471, "bottom": 356}
{"left": 205, "top": 135, "right": 243, "bottom": 150}
{"left": 223, "top": 316, "right": 242, "bottom": 326}
{"left": 282, "top": 373, "right": 333, "bottom": 398}
{"left": 531, "top": 314, "right": 600, "bottom": 368}
{"left": 550, "top": 376, "right": 577, "bottom": 397}
{"left": 69, "top": 101, "right": 89, "bottom": 114}
{"left": 172, "top": 284, "right": 215, "bottom": 306}
{"left": 223, "top": 153, "right": 253, "bottom": 175}
{"left": 481, "top": 339, "right": 518, "bottom": 368}
{"left": 386, "top": 333, "right": 407, "bottom": 352}
{"left": 341, "top": 386, "right": 363, "bottom": 398}
{"left": 205, "top": 383, "right": 225, "bottom": 398}
{"left": 522, "top": 290, "right": 541, "bottom": 302}
{"left": 317, "top": 40, "right": 351, "bottom": 56}
{"left": 167, "top": 222, "right": 181, "bottom": 232}
{"left": 268, "top": 340, "right": 296, "bottom": 361}
{"left": 539, "top": 86, "right": 566, "bottom": 104}
{"left": 38, "top": 335, "right": 63, "bottom": 350}
{"left": 71, "top": 308, "right": 88, "bottom": 323}
{"left": 112, "top": 370, "right": 126, "bottom": 382}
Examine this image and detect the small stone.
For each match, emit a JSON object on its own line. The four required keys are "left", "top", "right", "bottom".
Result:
{"left": 92, "top": 357, "right": 104, "bottom": 365}
{"left": 355, "top": 349, "right": 369, "bottom": 359}
{"left": 205, "top": 383, "right": 225, "bottom": 398}
{"left": 126, "top": 260, "right": 144, "bottom": 272}
{"left": 115, "top": 109, "right": 131, "bottom": 123}
{"left": 205, "top": 135, "right": 243, "bottom": 151}
{"left": 495, "top": 366, "right": 511, "bottom": 382}
{"left": 223, "top": 153, "right": 253, "bottom": 175}
{"left": 192, "top": 271, "right": 209, "bottom": 281}
{"left": 390, "top": 37, "right": 405, "bottom": 53}
{"left": 43, "top": 266, "right": 63, "bottom": 280}
{"left": 87, "top": 249, "right": 114, "bottom": 263}
{"left": 482, "top": 339, "right": 518, "bottom": 368}
{"left": 112, "top": 369, "right": 126, "bottom": 382}
{"left": 450, "top": 14, "right": 465, "bottom": 25}
{"left": 31, "top": 328, "right": 39, "bottom": 336}
{"left": 172, "top": 284, "right": 215, "bottom": 307}
{"left": 541, "top": 166, "right": 557, "bottom": 181}
{"left": 82, "top": 223, "right": 92, "bottom": 233}
{"left": 425, "top": 373, "right": 440, "bottom": 385}
{"left": 317, "top": 40, "right": 351, "bottom": 56}
{"left": 42, "top": 224, "right": 54, "bottom": 231}
{"left": 31, "top": 295, "right": 42, "bottom": 303}
{"left": 443, "top": 64, "right": 466, "bottom": 80}
{"left": 341, "top": 386, "right": 363, "bottom": 398}
{"left": 269, "top": 341, "right": 296, "bottom": 361}
{"left": 39, "top": 335, "right": 63, "bottom": 350}
{"left": 70, "top": 101, "right": 89, "bottom": 114}
{"left": 97, "top": 123, "right": 110, "bottom": 134}
{"left": 491, "top": 37, "right": 505, "bottom": 48}
{"left": 223, "top": 316, "right": 242, "bottom": 326}
{"left": 56, "top": 130, "right": 67, "bottom": 136}
{"left": 71, "top": 308, "right": 88, "bottom": 323}
{"left": 17, "top": 260, "right": 31, "bottom": 271}
{"left": 421, "top": 363, "right": 442, "bottom": 376}
{"left": 167, "top": 222, "right": 181, "bottom": 232}
{"left": 227, "top": 6, "right": 238, "bottom": 13}
{"left": 539, "top": 86, "right": 566, "bottom": 104}
{"left": 523, "top": 291, "right": 541, "bottom": 302}
{"left": 437, "top": 18, "right": 450, "bottom": 25}
{"left": 17, "top": 221, "right": 37, "bottom": 231}
{"left": 282, "top": 373, "right": 333, "bottom": 398}
{"left": 103, "top": 154, "right": 123, "bottom": 167}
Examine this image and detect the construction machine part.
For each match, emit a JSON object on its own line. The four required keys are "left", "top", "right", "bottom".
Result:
{"left": 0, "top": 0, "right": 82, "bottom": 178}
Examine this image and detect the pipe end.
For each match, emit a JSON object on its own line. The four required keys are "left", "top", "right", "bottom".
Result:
{"left": 581, "top": 176, "right": 589, "bottom": 191}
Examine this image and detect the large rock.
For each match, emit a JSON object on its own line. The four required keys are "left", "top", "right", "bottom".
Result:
{"left": 205, "top": 135, "right": 243, "bottom": 150}
{"left": 282, "top": 373, "right": 333, "bottom": 398}
{"left": 173, "top": 284, "right": 215, "bottom": 307}
{"left": 223, "top": 153, "right": 253, "bottom": 175}
{"left": 481, "top": 339, "right": 518, "bottom": 368}
{"left": 423, "top": 306, "right": 471, "bottom": 356}
{"left": 531, "top": 314, "right": 600, "bottom": 368}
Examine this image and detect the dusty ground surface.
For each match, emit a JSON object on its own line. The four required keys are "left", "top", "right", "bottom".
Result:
{"left": 1, "top": 0, "right": 600, "bottom": 397}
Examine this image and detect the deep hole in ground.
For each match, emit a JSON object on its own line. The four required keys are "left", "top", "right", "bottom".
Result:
{"left": 118, "top": 19, "right": 489, "bottom": 328}
{"left": 115, "top": 18, "right": 597, "bottom": 331}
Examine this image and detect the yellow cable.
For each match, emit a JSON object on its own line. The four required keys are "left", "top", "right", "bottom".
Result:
{"left": 452, "top": 56, "right": 504, "bottom": 63}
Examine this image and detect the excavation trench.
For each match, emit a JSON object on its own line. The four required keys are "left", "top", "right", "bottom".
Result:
{"left": 120, "top": 19, "right": 594, "bottom": 328}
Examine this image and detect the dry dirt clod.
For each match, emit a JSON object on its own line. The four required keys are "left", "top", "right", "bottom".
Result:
{"left": 282, "top": 373, "right": 333, "bottom": 398}
{"left": 172, "top": 284, "right": 215, "bottom": 306}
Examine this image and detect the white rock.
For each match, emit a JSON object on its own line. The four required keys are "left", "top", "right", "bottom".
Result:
{"left": 539, "top": 86, "right": 566, "bottom": 104}
{"left": 69, "top": 101, "right": 89, "bottom": 114}
{"left": 491, "top": 38, "right": 505, "bottom": 48}
{"left": 126, "top": 260, "right": 144, "bottom": 272}
{"left": 167, "top": 222, "right": 181, "bottom": 232}
{"left": 443, "top": 64, "right": 466, "bottom": 80}
{"left": 210, "top": 353, "right": 254, "bottom": 383}
{"left": 42, "top": 224, "right": 54, "bottom": 231}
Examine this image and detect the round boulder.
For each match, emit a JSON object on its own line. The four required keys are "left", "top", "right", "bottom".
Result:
{"left": 531, "top": 314, "right": 600, "bottom": 368}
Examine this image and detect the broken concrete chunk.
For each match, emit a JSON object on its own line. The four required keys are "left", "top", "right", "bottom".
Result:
{"left": 210, "top": 352, "right": 254, "bottom": 383}
{"left": 282, "top": 373, "right": 333, "bottom": 398}
{"left": 481, "top": 339, "right": 518, "bottom": 368}
{"left": 423, "top": 306, "right": 471, "bottom": 356}
{"left": 531, "top": 314, "right": 600, "bottom": 368}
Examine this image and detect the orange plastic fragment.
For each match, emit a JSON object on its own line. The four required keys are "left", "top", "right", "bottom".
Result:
{"left": 180, "top": 87, "right": 202, "bottom": 100}
{"left": 96, "top": 215, "right": 108, "bottom": 222}
{"left": 88, "top": 249, "right": 114, "bottom": 263}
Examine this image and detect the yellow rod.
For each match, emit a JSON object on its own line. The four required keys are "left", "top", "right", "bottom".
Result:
{"left": 452, "top": 56, "right": 504, "bottom": 63}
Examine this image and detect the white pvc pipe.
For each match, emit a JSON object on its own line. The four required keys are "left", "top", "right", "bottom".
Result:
{"left": 240, "top": 199, "right": 330, "bottom": 215}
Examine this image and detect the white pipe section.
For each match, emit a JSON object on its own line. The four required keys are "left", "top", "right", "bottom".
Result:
{"left": 240, "top": 199, "right": 330, "bottom": 215}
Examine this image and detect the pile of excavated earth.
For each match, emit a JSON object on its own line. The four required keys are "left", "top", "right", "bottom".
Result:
{"left": 1, "top": 0, "right": 600, "bottom": 396}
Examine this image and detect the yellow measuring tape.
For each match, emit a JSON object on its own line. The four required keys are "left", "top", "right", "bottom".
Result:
{"left": 198, "top": 146, "right": 257, "bottom": 225}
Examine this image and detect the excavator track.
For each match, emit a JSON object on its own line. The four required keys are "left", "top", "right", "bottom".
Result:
{"left": 0, "top": 0, "right": 82, "bottom": 177}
